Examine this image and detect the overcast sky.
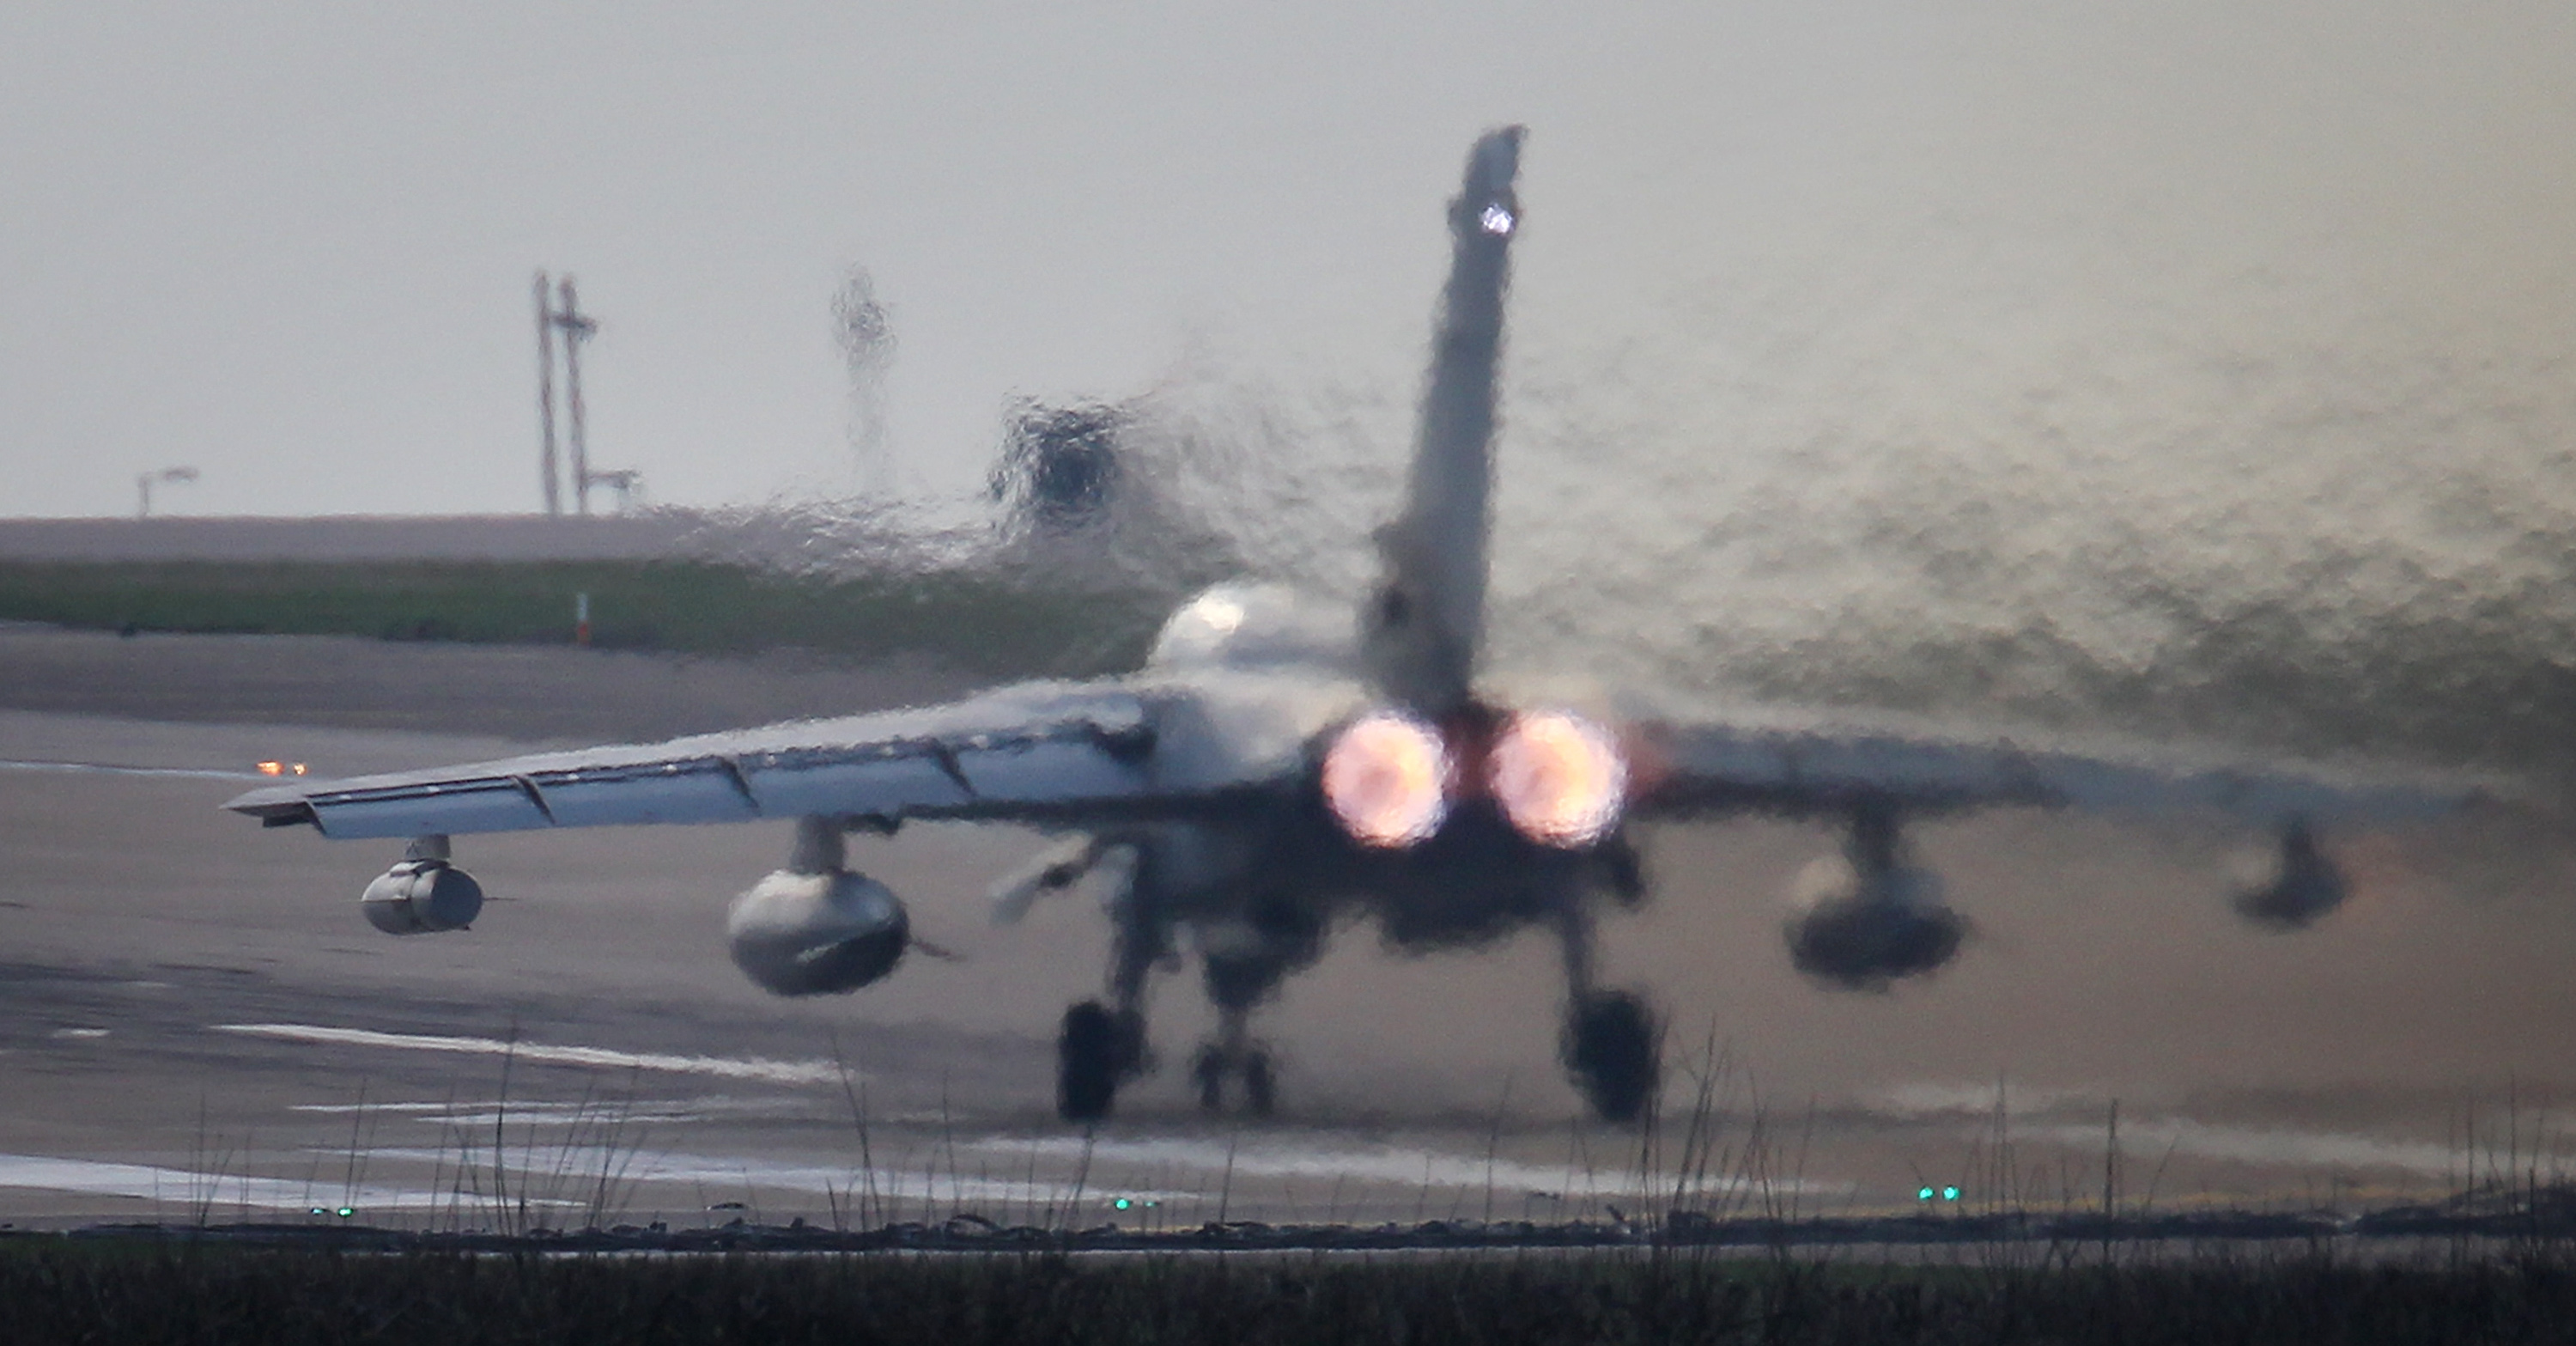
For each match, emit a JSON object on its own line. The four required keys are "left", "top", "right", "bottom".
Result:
{"left": 4, "top": 1, "right": 2573, "bottom": 525}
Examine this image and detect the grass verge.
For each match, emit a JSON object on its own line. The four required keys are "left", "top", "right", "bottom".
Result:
{"left": 0, "top": 560, "right": 1170, "bottom": 678}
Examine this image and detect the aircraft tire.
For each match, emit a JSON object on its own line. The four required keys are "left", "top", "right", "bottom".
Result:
{"left": 1058, "top": 1001, "right": 1124, "bottom": 1122}
{"left": 1564, "top": 990, "right": 1660, "bottom": 1124}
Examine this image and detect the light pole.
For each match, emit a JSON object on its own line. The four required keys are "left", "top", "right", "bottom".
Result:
{"left": 532, "top": 273, "right": 624, "bottom": 515}
{"left": 534, "top": 271, "right": 562, "bottom": 516}
{"left": 136, "top": 466, "right": 198, "bottom": 520}
{"left": 556, "top": 277, "right": 598, "bottom": 515}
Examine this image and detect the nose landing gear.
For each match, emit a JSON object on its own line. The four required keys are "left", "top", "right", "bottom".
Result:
{"left": 1192, "top": 1041, "right": 1276, "bottom": 1116}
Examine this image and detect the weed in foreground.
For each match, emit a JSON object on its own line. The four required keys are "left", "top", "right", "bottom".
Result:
{"left": 3, "top": 1244, "right": 2575, "bottom": 1346}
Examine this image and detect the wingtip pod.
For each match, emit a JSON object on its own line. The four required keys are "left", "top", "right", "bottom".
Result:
{"left": 225, "top": 783, "right": 321, "bottom": 830}
{"left": 223, "top": 782, "right": 299, "bottom": 813}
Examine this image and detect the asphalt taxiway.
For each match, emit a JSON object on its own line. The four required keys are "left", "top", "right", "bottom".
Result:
{"left": 5, "top": 625, "right": 2575, "bottom": 1231}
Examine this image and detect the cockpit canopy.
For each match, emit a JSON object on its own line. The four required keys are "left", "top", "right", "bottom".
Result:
{"left": 1148, "top": 582, "right": 1356, "bottom": 673}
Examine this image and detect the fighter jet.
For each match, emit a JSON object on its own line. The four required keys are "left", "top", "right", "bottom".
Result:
{"left": 227, "top": 127, "right": 2491, "bottom": 1123}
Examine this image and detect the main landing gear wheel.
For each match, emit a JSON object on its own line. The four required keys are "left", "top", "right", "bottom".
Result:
{"left": 1564, "top": 991, "right": 1660, "bottom": 1124}
{"left": 1057, "top": 1001, "right": 1144, "bottom": 1123}
{"left": 1191, "top": 1045, "right": 1277, "bottom": 1117}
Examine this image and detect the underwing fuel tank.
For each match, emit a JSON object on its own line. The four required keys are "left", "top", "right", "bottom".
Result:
{"left": 360, "top": 859, "right": 485, "bottom": 935}
{"left": 726, "top": 868, "right": 910, "bottom": 996}
{"left": 1782, "top": 858, "right": 1966, "bottom": 991}
{"left": 2232, "top": 820, "right": 2349, "bottom": 930}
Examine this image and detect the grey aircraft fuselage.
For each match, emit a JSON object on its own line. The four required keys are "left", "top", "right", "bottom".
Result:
{"left": 225, "top": 126, "right": 2494, "bottom": 1124}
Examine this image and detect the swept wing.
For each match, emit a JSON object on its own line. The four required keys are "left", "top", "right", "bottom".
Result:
{"left": 224, "top": 668, "right": 1373, "bottom": 841}
{"left": 226, "top": 681, "right": 1173, "bottom": 840}
{"left": 1624, "top": 698, "right": 2497, "bottom": 826}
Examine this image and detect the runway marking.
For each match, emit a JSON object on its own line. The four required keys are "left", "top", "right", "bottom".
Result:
{"left": 0, "top": 1154, "right": 458, "bottom": 1211}
{"left": 1884, "top": 1083, "right": 2462, "bottom": 1177}
{"left": 0, "top": 758, "right": 264, "bottom": 781}
{"left": 213, "top": 1023, "right": 847, "bottom": 1087}
{"left": 361, "top": 1145, "right": 1193, "bottom": 1209}
{"left": 974, "top": 1135, "right": 1841, "bottom": 1198}
{"left": 1883, "top": 1082, "right": 2088, "bottom": 1114}
{"left": 2016, "top": 1118, "right": 2458, "bottom": 1179}
{"left": 287, "top": 1097, "right": 801, "bottom": 1127}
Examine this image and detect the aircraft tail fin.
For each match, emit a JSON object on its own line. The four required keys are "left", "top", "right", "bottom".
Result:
{"left": 1361, "top": 125, "right": 1524, "bottom": 716}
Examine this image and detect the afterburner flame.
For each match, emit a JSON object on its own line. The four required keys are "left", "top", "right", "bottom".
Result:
{"left": 1321, "top": 712, "right": 1452, "bottom": 848}
{"left": 1487, "top": 710, "right": 1628, "bottom": 848}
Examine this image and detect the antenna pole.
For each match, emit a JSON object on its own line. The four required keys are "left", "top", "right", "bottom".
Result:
{"left": 534, "top": 271, "right": 562, "bottom": 516}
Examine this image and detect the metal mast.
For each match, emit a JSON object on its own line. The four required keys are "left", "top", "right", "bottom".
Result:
{"left": 554, "top": 277, "right": 599, "bottom": 516}
{"left": 533, "top": 271, "right": 562, "bottom": 516}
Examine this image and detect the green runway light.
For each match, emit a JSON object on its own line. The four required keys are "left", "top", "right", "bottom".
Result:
{"left": 1114, "top": 1197, "right": 1132, "bottom": 1211}
{"left": 337, "top": 1207, "right": 355, "bottom": 1218}
{"left": 1942, "top": 1186, "right": 1960, "bottom": 1202}
{"left": 1917, "top": 1186, "right": 1935, "bottom": 1202}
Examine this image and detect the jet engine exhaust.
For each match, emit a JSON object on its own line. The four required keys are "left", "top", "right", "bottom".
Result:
{"left": 1487, "top": 710, "right": 1627, "bottom": 848}
{"left": 1321, "top": 711, "right": 1453, "bottom": 848}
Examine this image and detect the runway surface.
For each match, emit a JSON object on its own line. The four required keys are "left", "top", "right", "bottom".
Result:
{"left": 3, "top": 625, "right": 2574, "bottom": 1231}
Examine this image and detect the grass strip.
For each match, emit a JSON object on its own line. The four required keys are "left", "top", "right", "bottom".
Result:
{"left": 0, "top": 561, "right": 1170, "bottom": 679}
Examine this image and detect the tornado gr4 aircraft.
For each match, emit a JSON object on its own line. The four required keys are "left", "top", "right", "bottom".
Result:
{"left": 228, "top": 127, "right": 2493, "bottom": 1123}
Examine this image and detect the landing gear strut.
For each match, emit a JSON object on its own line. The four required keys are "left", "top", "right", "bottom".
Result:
{"left": 1552, "top": 896, "right": 1661, "bottom": 1123}
{"left": 1055, "top": 848, "right": 1169, "bottom": 1123}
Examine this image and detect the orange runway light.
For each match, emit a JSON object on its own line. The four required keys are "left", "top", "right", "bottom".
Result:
{"left": 257, "top": 761, "right": 283, "bottom": 776}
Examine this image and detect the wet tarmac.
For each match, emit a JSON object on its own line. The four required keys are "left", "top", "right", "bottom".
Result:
{"left": 3, "top": 627, "right": 2574, "bottom": 1233}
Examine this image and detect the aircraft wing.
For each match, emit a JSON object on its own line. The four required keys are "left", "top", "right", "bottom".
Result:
{"left": 224, "top": 680, "right": 1190, "bottom": 841}
{"left": 1623, "top": 702, "right": 2502, "bottom": 827}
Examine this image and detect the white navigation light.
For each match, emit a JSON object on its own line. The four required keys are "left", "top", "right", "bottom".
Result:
{"left": 1321, "top": 712, "right": 1452, "bottom": 848}
{"left": 1488, "top": 710, "right": 1628, "bottom": 848}
{"left": 1479, "top": 204, "right": 1516, "bottom": 236}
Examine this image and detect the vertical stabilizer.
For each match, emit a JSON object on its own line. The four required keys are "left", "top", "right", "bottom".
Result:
{"left": 1361, "top": 126, "right": 1524, "bottom": 716}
